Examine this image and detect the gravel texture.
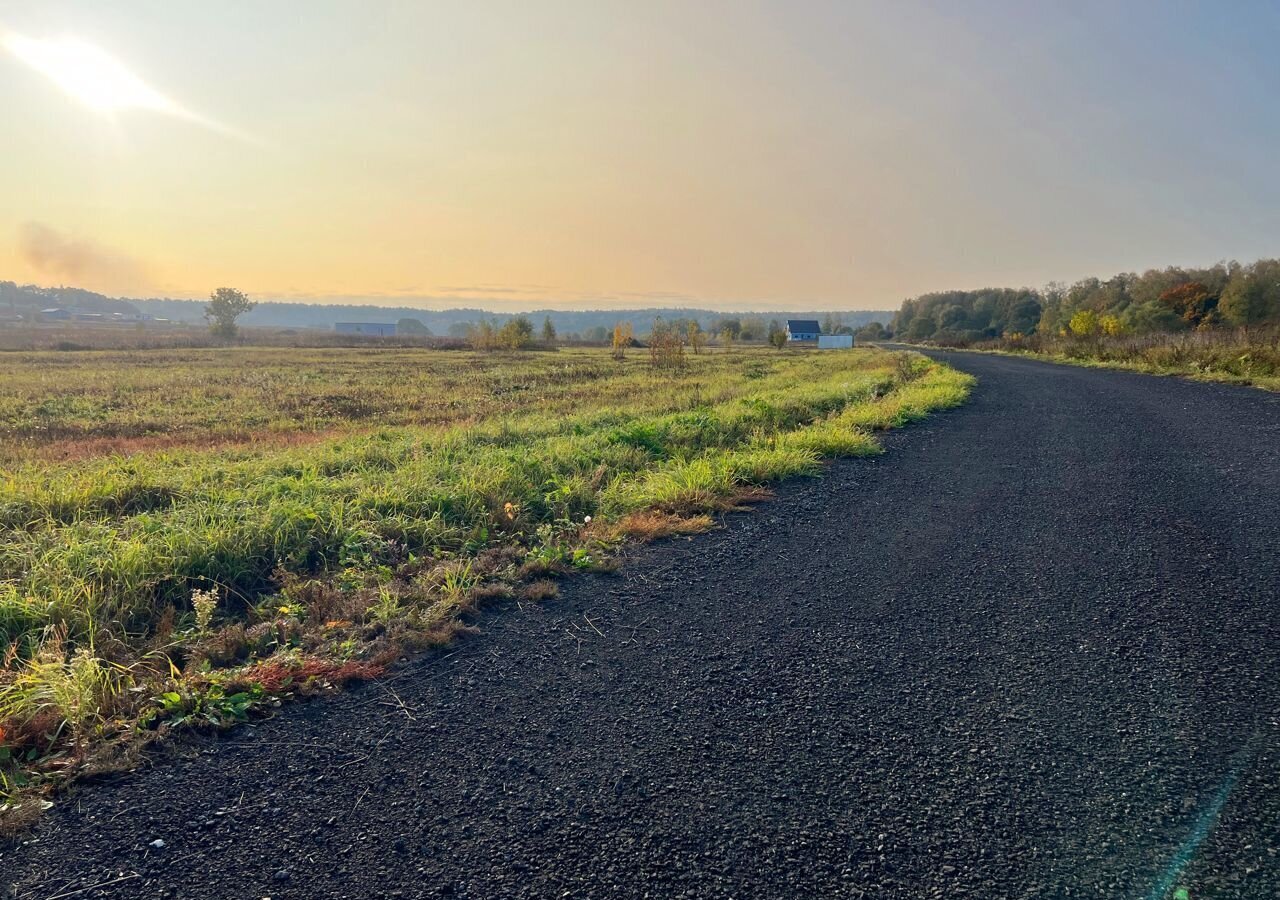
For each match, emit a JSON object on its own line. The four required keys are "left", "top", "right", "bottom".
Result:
{"left": 4, "top": 350, "right": 1279, "bottom": 899}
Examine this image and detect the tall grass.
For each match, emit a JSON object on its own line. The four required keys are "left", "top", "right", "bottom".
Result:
{"left": 0, "top": 347, "right": 971, "bottom": 812}
{"left": 950, "top": 327, "right": 1280, "bottom": 391}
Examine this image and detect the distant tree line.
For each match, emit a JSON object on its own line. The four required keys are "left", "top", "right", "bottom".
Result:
{"left": 892, "top": 257, "right": 1280, "bottom": 342}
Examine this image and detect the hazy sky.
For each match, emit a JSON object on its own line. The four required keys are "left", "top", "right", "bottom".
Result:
{"left": 2, "top": 1, "right": 1278, "bottom": 311}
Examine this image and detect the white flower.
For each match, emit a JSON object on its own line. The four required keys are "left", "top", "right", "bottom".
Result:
{"left": 583, "top": 515, "right": 592, "bottom": 523}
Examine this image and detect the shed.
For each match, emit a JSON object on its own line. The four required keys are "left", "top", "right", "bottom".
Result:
{"left": 786, "top": 319, "right": 821, "bottom": 342}
{"left": 818, "top": 334, "right": 854, "bottom": 349}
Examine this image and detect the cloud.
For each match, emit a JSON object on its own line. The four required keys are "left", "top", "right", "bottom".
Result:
{"left": 17, "top": 222, "right": 151, "bottom": 291}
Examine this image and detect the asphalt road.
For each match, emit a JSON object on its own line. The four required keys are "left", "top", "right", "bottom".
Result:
{"left": 5, "top": 351, "right": 1279, "bottom": 899}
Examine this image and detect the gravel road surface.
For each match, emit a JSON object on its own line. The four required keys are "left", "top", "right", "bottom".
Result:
{"left": 4, "top": 350, "right": 1278, "bottom": 898}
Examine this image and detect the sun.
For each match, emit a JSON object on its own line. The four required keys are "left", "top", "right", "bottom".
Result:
{"left": 2, "top": 33, "right": 176, "bottom": 114}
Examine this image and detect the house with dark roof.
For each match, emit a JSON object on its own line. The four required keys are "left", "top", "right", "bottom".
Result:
{"left": 785, "top": 319, "right": 821, "bottom": 342}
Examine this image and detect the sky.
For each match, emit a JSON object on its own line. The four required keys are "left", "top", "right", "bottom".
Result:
{"left": 1, "top": 1, "right": 1278, "bottom": 312}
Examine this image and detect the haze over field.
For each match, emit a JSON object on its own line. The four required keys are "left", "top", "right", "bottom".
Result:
{"left": 2, "top": 2, "right": 1279, "bottom": 311}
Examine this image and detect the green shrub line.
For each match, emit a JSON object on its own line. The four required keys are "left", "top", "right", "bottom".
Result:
{"left": 0, "top": 350, "right": 971, "bottom": 817}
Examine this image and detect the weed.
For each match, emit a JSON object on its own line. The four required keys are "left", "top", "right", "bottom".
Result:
{"left": 191, "top": 588, "right": 218, "bottom": 632}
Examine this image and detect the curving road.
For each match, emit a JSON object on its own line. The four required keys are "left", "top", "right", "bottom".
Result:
{"left": 4, "top": 350, "right": 1279, "bottom": 898}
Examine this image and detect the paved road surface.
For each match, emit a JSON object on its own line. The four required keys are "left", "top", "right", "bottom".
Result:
{"left": 5, "top": 351, "right": 1278, "bottom": 898}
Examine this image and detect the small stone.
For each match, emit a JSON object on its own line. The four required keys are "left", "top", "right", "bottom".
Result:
{"left": 273, "top": 870, "right": 291, "bottom": 883}
{"left": 148, "top": 839, "right": 166, "bottom": 850}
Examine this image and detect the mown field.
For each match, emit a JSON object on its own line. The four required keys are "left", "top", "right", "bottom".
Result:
{"left": 0, "top": 345, "right": 970, "bottom": 817}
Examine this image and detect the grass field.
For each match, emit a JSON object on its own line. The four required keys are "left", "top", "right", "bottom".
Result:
{"left": 0, "top": 345, "right": 970, "bottom": 815}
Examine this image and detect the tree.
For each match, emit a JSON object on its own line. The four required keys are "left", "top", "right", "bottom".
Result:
{"left": 719, "top": 326, "right": 736, "bottom": 351}
{"left": 738, "top": 318, "right": 765, "bottom": 341}
{"left": 938, "top": 305, "right": 968, "bottom": 332}
{"left": 648, "top": 318, "right": 685, "bottom": 369}
{"left": 1099, "top": 314, "right": 1126, "bottom": 336}
{"left": 611, "top": 321, "right": 633, "bottom": 359}
{"left": 499, "top": 316, "right": 535, "bottom": 350}
{"left": 204, "top": 287, "right": 255, "bottom": 338}
{"left": 712, "top": 317, "right": 741, "bottom": 340}
{"left": 1068, "top": 309, "right": 1100, "bottom": 337}
{"left": 541, "top": 316, "right": 557, "bottom": 345}
{"left": 767, "top": 319, "right": 787, "bottom": 349}
{"left": 447, "top": 321, "right": 474, "bottom": 338}
{"left": 686, "top": 321, "right": 706, "bottom": 355}
{"left": 1159, "top": 282, "right": 1219, "bottom": 329}
{"left": 1220, "top": 265, "right": 1280, "bottom": 329}
{"left": 468, "top": 320, "right": 498, "bottom": 351}
{"left": 854, "top": 321, "right": 885, "bottom": 343}
{"left": 397, "top": 317, "right": 432, "bottom": 335}
{"left": 904, "top": 314, "right": 936, "bottom": 342}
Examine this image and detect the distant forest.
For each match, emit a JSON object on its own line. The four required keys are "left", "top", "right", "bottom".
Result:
{"left": 893, "top": 257, "right": 1280, "bottom": 342}
{"left": 0, "top": 282, "right": 891, "bottom": 339}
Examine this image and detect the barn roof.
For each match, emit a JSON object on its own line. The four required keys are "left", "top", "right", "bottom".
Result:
{"left": 787, "top": 319, "right": 821, "bottom": 333}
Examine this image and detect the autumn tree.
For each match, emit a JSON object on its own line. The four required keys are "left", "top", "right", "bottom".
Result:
{"left": 1099, "top": 314, "right": 1126, "bottom": 336}
{"left": 541, "top": 316, "right": 557, "bottom": 345}
{"left": 1068, "top": 309, "right": 1100, "bottom": 337}
{"left": 1159, "top": 282, "right": 1219, "bottom": 329}
{"left": 611, "top": 321, "right": 633, "bottom": 359}
{"left": 648, "top": 318, "right": 686, "bottom": 369}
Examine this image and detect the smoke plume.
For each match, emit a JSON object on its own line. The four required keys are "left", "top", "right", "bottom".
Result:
{"left": 17, "top": 222, "right": 150, "bottom": 292}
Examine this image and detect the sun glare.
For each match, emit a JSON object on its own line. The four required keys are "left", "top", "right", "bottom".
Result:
{"left": 3, "top": 32, "right": 176, "bottom": 114}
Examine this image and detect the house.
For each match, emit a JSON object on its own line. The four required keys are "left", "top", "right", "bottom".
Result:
{"left": 41, "top": 307, "right": 72, "bottom": 321}
{"left": 817, "top": 334, "right": 854, "bottom": 349}
{"left": 335, "top": 322, "right": 397, "bottom": 337}
{"left": 786, "top": 319, "right": 821, "bottom": 342}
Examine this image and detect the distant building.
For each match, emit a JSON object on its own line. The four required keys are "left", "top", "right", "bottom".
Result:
{"left": 817, "top": 334, "right": 854, "bottom": 349}
{"left": 335, "top": 322, "right": 397, "bottom": 337}
{"left": 41, "top": 307, "right": 72, "bottom": 321}
{"left": 786, "top": 319, "right": 821, "bottom": 342}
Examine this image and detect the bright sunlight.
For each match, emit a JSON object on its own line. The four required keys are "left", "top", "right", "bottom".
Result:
{"left": 2, "top": 32, "right": 176, "bottom": 114}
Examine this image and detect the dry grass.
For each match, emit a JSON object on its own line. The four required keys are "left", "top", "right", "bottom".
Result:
{"left": 944, "top": 327, "right": 1280, "bottom": 392}
{"left": 605, "top": 510, "right": 718, "bottom": 542}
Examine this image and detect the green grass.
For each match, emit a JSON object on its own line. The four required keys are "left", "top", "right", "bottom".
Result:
{"left": 0, "top": 345, "right": 971, "bottom": 817}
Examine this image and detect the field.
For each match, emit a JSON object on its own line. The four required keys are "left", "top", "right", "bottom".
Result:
{"left": 0, "top": 323, "right": 464, "bottom": 354}
{"left": 0, "top": 345, "right": 970, "bottom": 812}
